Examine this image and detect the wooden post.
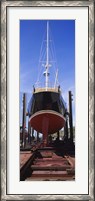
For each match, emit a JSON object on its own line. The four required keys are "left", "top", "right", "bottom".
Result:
{"left": 22, "top": 93, "right": 26, "bottom": 148}
{"left": 64, "top": 118, "right": 68, "bottom": 141}
{"left": 37, "top": 131, "right": 39, "bottom": 142}
{"left": 31, "top": 127, "right": 34, "bottom": 144}
{"left": 28, "top": 121, "right": 31, "bottom": 144}
{"left": 69, "top": 91, "right": 73, "bottom": 143}
{"left": 57, "top": 131, "right": 60, "bottom": 140}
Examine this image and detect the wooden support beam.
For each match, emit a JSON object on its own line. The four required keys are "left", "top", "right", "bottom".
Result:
{"left": 22, "top": 93, "right": 26, "bottom": 148}
{"left": 69, "top": 91, "right": 73, "bottom": 142}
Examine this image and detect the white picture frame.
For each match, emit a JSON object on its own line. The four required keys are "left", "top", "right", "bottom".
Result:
{"left": 0, "top": 0, "right": 94, "bottom": 200}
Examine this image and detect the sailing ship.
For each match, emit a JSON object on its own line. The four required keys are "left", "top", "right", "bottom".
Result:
{"left": 28, "top": 21, "right": 67, "bottom": 145}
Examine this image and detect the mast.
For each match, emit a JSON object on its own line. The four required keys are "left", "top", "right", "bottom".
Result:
{"left": 46, "top": 21, "right": 49, "bottom": 71}
{"left": 44, "top": 21, "right": 50, "bottom": 90}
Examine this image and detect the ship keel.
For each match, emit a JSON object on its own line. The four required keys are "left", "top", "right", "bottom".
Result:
{"left": 29, "top": 110, "right": 66, "bottom": 146}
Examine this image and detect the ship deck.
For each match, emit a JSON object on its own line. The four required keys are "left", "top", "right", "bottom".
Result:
{"left": 33, "top": 87, "right": 60, "bottom": 93}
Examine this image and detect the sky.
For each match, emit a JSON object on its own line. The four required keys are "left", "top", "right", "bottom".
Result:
{"left": 20, "top": 20, "right": 75, "bottom": 128}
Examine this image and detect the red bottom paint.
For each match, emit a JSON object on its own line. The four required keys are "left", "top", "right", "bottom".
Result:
{"left": 29, "top": 110, "right": 65, "bottom": 135}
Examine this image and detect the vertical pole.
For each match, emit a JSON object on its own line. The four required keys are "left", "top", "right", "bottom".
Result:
{"left": 46, "top": 21, "right": 49, "bottom": 69}
{"left": 37, "top": 131, "right": 39, "bottom": 142}
{"left": 69, "top": 91, "right": 73, "bottom": 143}
{"left": 64, "top": 118, "right": 68, "bottom": 141}
{"left": 46, "top": 21, "right": 49, "bottom": 90}
{"left": 57, "top": 131, "right": 60, "bottom": 140}
{"left": 31, "top": 127, "right": 34, "bottom": 144}
{"left": 22, "top": 93, "right": 26, "bottom": 148}
{"left": 28, "top": 121, "right": 31, "bottom": 144}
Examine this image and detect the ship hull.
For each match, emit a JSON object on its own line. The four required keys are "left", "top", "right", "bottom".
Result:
{"left": 29, "top": 110, "right": 65, "bottom": 134}
{"left": 28, "top": 91, "right": 66, "bottom": 135}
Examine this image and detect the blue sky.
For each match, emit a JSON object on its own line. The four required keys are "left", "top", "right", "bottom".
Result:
{"left": 20, "top": 20, "right": 75, "bottom": 127}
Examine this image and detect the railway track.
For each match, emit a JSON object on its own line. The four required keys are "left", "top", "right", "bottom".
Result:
{"left": 20, "top": 147, "right": 75, "bottom": 181}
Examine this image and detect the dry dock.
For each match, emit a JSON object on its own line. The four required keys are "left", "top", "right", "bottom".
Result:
{"left": 20, "top": 146, "right": 75, "bottom": 181}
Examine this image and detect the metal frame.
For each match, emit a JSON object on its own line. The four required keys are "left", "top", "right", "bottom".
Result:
{"left": 0, "top": 0, "right": 94, "bottom": 200}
